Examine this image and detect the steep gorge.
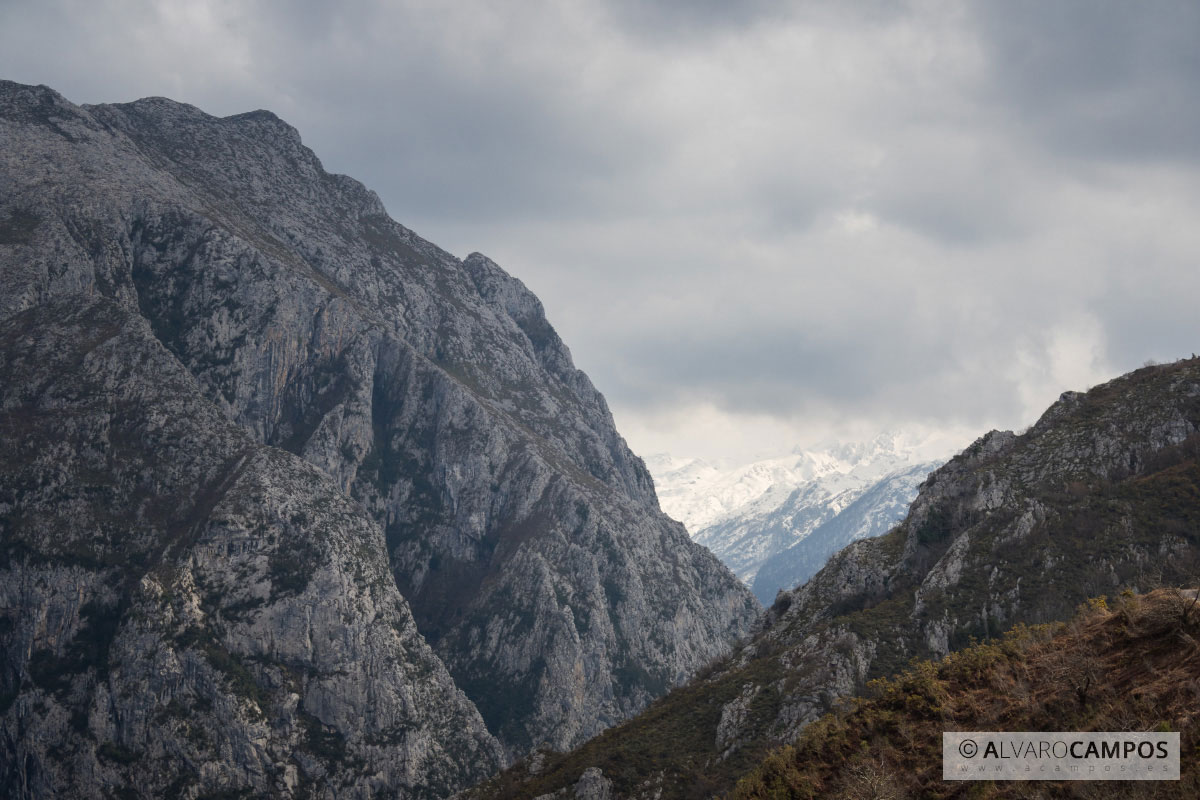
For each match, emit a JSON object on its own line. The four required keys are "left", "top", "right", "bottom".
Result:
{"left": 477, "top": 358, "right": 1200, "bottom": 799}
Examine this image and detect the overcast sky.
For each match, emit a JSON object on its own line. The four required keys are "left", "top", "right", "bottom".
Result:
{"left": 4, "top": 0, "right": 1199, "bottom": 463}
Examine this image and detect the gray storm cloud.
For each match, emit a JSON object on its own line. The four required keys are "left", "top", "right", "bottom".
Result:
{"left": 2, "top": 0, "right": 1197, "bottom": 461}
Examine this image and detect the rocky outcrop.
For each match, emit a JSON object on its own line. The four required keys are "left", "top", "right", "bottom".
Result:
{"left": 0, "top": 80, "right": 758, "bottom": 797}
{"left": 751, "top": 364, "right": 1200, "bottom": 735}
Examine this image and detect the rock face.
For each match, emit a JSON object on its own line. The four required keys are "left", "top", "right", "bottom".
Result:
{"left": 736, "top": 361, "right": 1200, "bottom": 738}
{"left": 474, "top": 358, "right": 1200, "bottom": 799}
{"left": 0, "top": 300, "right": 504, "bottom": 798}
{"left": 0, "top": 80, "right": 758, "bottom": 797}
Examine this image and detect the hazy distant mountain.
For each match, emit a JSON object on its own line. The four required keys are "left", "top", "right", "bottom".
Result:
{"left": 647, "top": 434, "right": 948, "bottom": 598}
{"left": 749, "top": 461, "right": 935, "bottom": 604}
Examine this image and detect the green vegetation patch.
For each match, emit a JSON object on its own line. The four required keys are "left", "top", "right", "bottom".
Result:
{"left": 298, "top": 708, "right": 350, "bottom": 765}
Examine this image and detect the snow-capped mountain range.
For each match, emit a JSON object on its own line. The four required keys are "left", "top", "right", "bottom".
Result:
{"left": 647, "top": 433, "right": 956, "bottom": 604}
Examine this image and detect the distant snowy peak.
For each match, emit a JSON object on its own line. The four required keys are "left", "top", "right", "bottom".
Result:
{"left": 649, "top": 434, "right": 955, "bottom": 589}
{"left": 650, "top": 433, "right": 950, "bottom": 535}
{"left": 644, "top": 453, "right": 725, "bottom": 530}
{"left": 748, "top": 461, "right": 939, "bottom": 603}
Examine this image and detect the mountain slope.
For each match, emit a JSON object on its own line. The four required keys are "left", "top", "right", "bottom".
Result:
{"left": 0, "top": 79, "right": 758, "bottom": 796}
{"left": 473, "top": 358, "right": 1200, "bottom": 799}
{"left": 734, "top": 588, "right": 1200, "bottom": 799}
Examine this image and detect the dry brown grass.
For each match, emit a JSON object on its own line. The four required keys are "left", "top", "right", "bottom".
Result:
{"left": 732, "top": 589, "right": 1200, "bottom": 799}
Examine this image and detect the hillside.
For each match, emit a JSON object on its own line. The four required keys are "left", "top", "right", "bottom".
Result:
{"left": 734, "top": 588, "right": 1200, "bottom": 799}
{"left": 472, "top": 358, "right": 1200, "bottom": 799}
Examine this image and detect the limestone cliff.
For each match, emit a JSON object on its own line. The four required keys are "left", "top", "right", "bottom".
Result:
{"left": 0, "top": 80, "right": 758, "bottom": 797}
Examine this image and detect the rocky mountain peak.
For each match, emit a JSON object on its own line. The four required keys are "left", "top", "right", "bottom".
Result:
{"left": 0, "top": 81, "right": 758, "bottom": 797}
{"left": 0, "top": 80, "right": 68, "bottom": 112}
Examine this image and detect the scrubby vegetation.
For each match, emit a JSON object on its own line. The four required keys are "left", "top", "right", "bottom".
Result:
{"left": 732, "top": 588, "right": 1200, "bottom": 799}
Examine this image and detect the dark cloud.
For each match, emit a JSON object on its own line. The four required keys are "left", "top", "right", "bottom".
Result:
{"left": 2, "top": 0, "right": 1199, "bottom": 460}
{"left": 971, "top": 0, "right": 1200, "bottom": 162}
{"left": 601, "top": 0, "right": 912, "bottom": 42}
{"left": 243, "top": 3, "right": 672, "bottom": 226}
{"left": 601, "top": 0, "right": 787, "bottom": 41}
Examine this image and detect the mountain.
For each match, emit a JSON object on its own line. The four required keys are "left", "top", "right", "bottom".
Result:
{"left": 647, "top": 436, "right": 946, "bottom": 601}
{"left": 474, "top": 358, "right": 1200, "bottom": 799}
{"left": 0, "top": 80, "right": 758, "bottom": 798}
{"left": 749, "top": 462, "right": 935, "bottom": 604}
{"left": 733, "top": 588, "right": 1200, "bottom": 799}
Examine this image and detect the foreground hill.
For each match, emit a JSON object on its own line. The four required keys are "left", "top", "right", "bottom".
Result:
{"left": 0, "top": 80, "right": 758, "bottom": 798}
{"left": 474, "top": 358, "right": 1200, "bottom": 798}
{"left": 735, "top": 588, "right": 1200, "bottom": 799}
